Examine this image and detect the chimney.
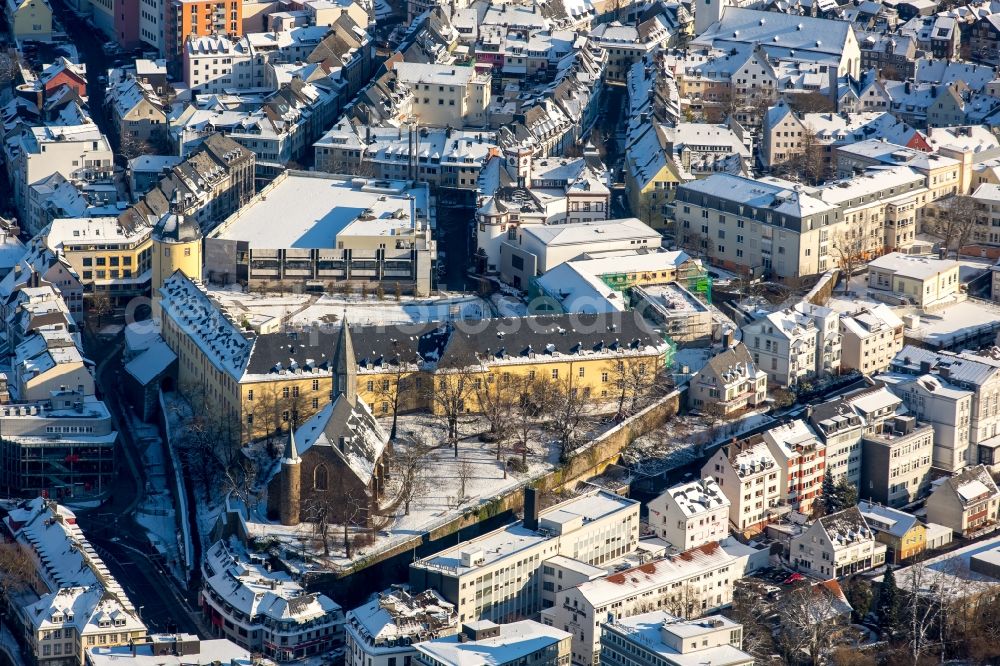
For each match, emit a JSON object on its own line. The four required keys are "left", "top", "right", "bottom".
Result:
{"left": 523, "top": 487, "right": 539, "bottom": 531}
{"left": 919, "top": 360, "right": 931, "bottom": 374}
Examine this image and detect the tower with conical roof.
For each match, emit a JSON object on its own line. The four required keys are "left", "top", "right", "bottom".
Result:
{"left": 151, "top": 210, "right": 203, "bottom": 294}
{"left": 332, "top": 317, "right": 357, "bottom": 405}
{"left": 279, "top": 428, "right": 302, "bottom": 526}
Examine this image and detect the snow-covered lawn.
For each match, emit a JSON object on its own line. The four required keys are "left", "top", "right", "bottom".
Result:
{"left": 205, "top": 286, "right": 489, "bottom": 328}
{"left": 237, "top": 411, "right": 623, "bottom": 570}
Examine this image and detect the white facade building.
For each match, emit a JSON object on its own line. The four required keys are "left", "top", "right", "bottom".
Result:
{"left": 790, "top": 507, "right": 887, "bottom": 578}
{"left": 701, "top": 438, "right": 782, "bottom": 534}
{"left": 646, "top": 478, "right": 731, "bottom": 551}
{"left": 409, "top": 490, "right": 640, "bottom": 625}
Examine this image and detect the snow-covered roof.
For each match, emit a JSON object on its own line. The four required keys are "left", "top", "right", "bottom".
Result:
{"left": 519, "top": 217, "right": 660, "bottom": 247}
{"left": 678, "top": 174, "right": 835, "bottom": 218}
{"left": 87, "top": 636, "right": 252, "bottom": 666}
{"left": 413, "top": 491, "right": 637, "bottom": 574}
{"left": 202, "top": 539, "right": 341, "bottom": 624}
{"left": 571, "top": 539, "right": 755, "bottom": 606}
{"left": 294, "top": 393, "right": 390, "bottom": 487}
{"left": 1, "top": 498, "right": 144, "bottom": 635}
{"left": 347, "top": 589, "right": 457, "bottom": 651}
{"left": 209, "top": 172, "right": 429, "bottom": 249}
{"left": 124, "top": 339, "right": 177, "bottom": 385}
{"left": 657, "top": 477, "right": 730, "bottom": 518}
{"left": 416, "top": 620, "right": 570, "bottom": 666}
{"left": 939, "top": 465, "right": 1000, "bottom": 508}
{"left": 868, "top": 252, "right": 959, "bottom": 281}
{"left": 857, "top": 501, "right": 920, "bottom": 539}
{"left": 604, "top": 611, "right": 752, "bottom": 666}
{"left": 762, "top": 419, "right": 822, "bottom": 458}
{"left": 156, "top": 271, "right": 252, "bottom": 380}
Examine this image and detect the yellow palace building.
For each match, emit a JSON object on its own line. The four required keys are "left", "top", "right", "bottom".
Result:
{"left": 156, "top": 271, "right": 672, "bottom": 444}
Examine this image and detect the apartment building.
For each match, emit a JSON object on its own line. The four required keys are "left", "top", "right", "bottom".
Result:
{"left": 762, "top": 420, "right": 826, "bottom": 516}
{"left": 742, "top": 304, "right": 841, "bottom": 388}
{"left": 816, "top": 167, "right": 927, "bottom": 253}
{"left": 345, "top": 589, "right": 459, "bottom": 666}
{"left": 808, "top": 399, "right": 865, "bottom": 486}
{"left": 789, "top": 507, "right": 886, "bottom": 579}
{"left": 885, "top": 373, "right": 973, "bottom": 472}
{"left": 183, "top": 34, "right": 263, "bottom": 92}
{"left": 834, "top": 140, "right": 961, "bottom": 202}
{"left": 925, "top": 464, "right": 1000, "bottom": 536}
{"left": 687, "top": 343, "right": 768, "bottom": 415}
{"left": 857, "top": 501, "right": 927, "bottom": 563}
{"left": 590, "top": 17, "right": 673, "bottom": 84}
{"left": 415, "top": 621, "right": 571, "bottom": 666}
{"left": 170, "top": 0, "right": 242, "bottom": 57}
{"left": 674, "top": 174, "right": 841, "bottom": 279}
{"left": 840, "top": 305, "right": 904, "bottom": 375}
{"left": 200, "top": 539, "right": 344, "bottom": 662}
{"left": 600, "top": 612, "right": 753, "bottom": 666}
{"left": 867, "top": 252, "right": 960, "bottom": 308}
{"left": 0, "top": 498, "right": 147, "bottom": 666}
{"left": 702, "top": 437, "right": 782, "bottom": 534}
{"left": 539, "top": 540, "right": 761, "bottom": 666}
{"left": 647, "top": 478, "right": 730, "bottom": 551}
{"left": 6, "top": 125, "right": 114, "bottom": 236}
{"left": 204, "top": 172, "right": 436, "bottom": 296}
{"left": 315, "top": 123, "right": 496, "bottom": 192}
{"left": 861, "top": 413, "right": 934, "bottom": 508}
{"left": 892, "top": 346, "right": 1000, "bottom": 467}
{"left": 392, "top": 62, "right": 491, "bottom": 128}
{"left": 409, "top": 490, "right": 639, "bottom": 625}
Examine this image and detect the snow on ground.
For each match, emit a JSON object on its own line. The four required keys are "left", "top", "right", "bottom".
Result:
{"left": 621, "top": 409, "right": 773, "bottom": 478}
{"left": 129, "top": 415, "right": 187, "bottom": 583}
{"left": 240, "top": 411, "right": 619, "bottom": 570}
{"left": 492, "top": 293, "right": 529, "bottom": 318}
{"left": 205, "top": 286, "right": 489, "bottom": 328}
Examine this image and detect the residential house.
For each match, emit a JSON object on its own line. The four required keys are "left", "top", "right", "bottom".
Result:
{"left": 839, "top": 304, "right": 905, "bottom": 375}
{"left": 789, "top": 507, "right": 887, "bottom": 578}
{"left": 687, "top": 343, "right": 767, "bottom": 416}
{"left": 646, "top": 477, "right": 731, "bottom": 551}
{"left": 857, "top": 500, "right": 927, "bottom": 563}
{"left": 925, "top": 464, "right": 1000, "bottom": 536}
{"left": 762, "top": 420, "right": 827, "bottom": 515}
{"left": 702, "top": 436, "right": 783, "bottom": 534}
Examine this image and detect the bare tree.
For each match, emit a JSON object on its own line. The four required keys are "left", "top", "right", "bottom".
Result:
{"left": 926, "top": 195, "right": 980, "bottom": 256}
{"left": 475, "top": 371, "right": 516, "bottom": 462}
{"left": 118, "top": 132, "right": 152, "bottom": 161}
{"left": 544, "top": 373, "right": 591, "bottom": 461}
{"left": 393, "top": 435, "right": 433, "bottom": 515}
{"left": 730, "top": 580, "right": 779, "bottom": 661}
{"left": 456, "top": 459, "right": 474, "bottom": 502}
{"left": 0, "top": 50, "right": 20, "bottom": 90}
{"left": 0, "top": 541, "right": 35, "bottom": 602}
{"left": 778, "top": 582, "right": 844, "bottom": 666}
{"left": 425, "top": 366, "right": 477, "bottom": 456}
{"left": 832, "top": 229, "right": 868, "bottom": 293}
{"left": 373, "top": 350, "right": 408, "bottom": 440}
{"left": 510, "top": 373, "right": 546, "bottom": 465}
{"left": 305, "top": 494, "right": 336, "bottom": 556}
{"left": 610, "top": 356, "right": 665, "bottom": 420}
{"left": 337, "top": 486, "right": 370, "bottom": 559}
{"left": 89, "top": 292, "right": 113, "bottom": 327}
{"left": 797, "top": 127, "right": 830, "bottom": 185}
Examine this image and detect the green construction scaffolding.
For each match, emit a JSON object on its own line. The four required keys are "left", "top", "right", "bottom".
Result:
{"left": 598, "top": 268, "right": 713, "bottom": 305}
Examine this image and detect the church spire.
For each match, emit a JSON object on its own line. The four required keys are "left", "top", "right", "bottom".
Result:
{"left": 282, "top": 427, "right": 301, "bottom": 464}
{"left": 333, "top": 315, "right": 357, "bottom": 404}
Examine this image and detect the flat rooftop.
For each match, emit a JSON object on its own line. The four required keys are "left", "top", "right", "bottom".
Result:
{"left": 211, "top": 172, "right": 428, "bottom": 249}
{"left": 412, "top": 491, "right": 636, "bottom": 574}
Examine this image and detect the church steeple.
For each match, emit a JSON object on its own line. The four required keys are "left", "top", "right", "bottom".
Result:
{"left": 333, "top": 317, "right": 357, "bottom": 405}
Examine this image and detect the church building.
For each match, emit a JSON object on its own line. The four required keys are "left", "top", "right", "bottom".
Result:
{"left": 268, "top": 321, "right": 392, "bottom": 527}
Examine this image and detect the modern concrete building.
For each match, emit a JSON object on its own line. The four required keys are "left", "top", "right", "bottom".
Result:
{"left": 600, "top": 612, "right": 753, "bottom": 666}
{"left": 861, "top": 413, "right": 934, "bottom": 508}
{"left": 205, "top": 172, "right": 436, "bottom": 295}
{"left": 409, "top": 490, "right": 640, "bottom": 625}
{"left": 867, "top": 252, "right": 960, "bottom": 308}
{"left": 414, "top": 621, "right": 571, "bottom": 666}
{"left": 840, "top": 304, "right": 904, "bottom": 376}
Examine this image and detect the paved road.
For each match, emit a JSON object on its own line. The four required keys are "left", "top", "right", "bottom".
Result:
{"left": 74, "top": 324, "right": 209, "bottom": 636}
{"left": 47, "top": 0, "right": 113, "bottom": 136}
